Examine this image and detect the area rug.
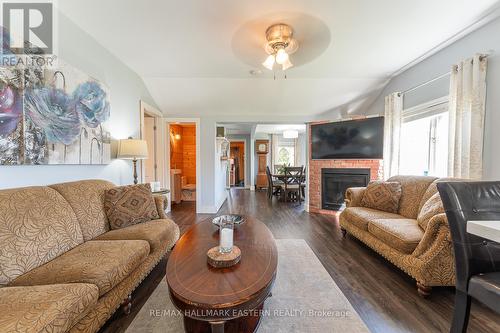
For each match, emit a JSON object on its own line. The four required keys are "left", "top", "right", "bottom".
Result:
{"left": 126, "top": 239, "right": 369, "bottom": 332}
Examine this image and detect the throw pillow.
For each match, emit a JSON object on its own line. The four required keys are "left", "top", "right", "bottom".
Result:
{"left": 105, "top": 183, "right": 159, "bottom": 229}
{"left": 361, "top": 181, "right": 402, "bottom": 213}
{"left": 417, "top": 192, "right": 444, "bottom": 230}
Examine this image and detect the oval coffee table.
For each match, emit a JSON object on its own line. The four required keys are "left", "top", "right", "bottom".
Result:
{"left": 166, "top": 217, "right": 278, "bottom": 333}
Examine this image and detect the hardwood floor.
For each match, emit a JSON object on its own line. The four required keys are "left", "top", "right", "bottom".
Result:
{"left": 101, "top": 189, "right": 500, "bottom": 333}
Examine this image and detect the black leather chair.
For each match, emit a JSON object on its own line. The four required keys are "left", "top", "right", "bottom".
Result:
{"left": 437, "top": 182, "right": 500, "bottom": 333}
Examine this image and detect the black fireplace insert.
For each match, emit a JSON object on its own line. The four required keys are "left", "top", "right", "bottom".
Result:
{"left": 321, "top": 168, "right": 370, "bottom": 210}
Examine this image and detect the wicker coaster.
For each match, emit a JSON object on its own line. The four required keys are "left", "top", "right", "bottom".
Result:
{"left": 207, "top": 246, "right": 241, "bottom": 268}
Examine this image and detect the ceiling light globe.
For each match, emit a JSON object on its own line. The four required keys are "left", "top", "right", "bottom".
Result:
{"left": 275, "top": 48, "right": 289, "bottom": 65}
{"left": 282, "top": 58, "right": 293, "bottom": 71}
{"left": 262, "top": 55, "right": 275, "bottom": 70}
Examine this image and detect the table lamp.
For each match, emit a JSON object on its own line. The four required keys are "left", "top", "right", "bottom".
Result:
{"left": 118, "top": 138, "right": 148, "bottom": 184}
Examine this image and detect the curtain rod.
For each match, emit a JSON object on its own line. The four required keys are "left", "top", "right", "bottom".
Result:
{"left": 399, "top": 53, "right": 490, "bottom": 96}
{"left": 399, "top": 71, "right": 451, "bottom": 96}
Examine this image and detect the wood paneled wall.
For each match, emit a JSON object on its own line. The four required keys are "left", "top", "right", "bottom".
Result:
{"left": 169, "top": 124, "right": 196, "bottom": 185}
{"left": 182, "top": 125, "right": 196, "bottom": 185}
{"left": 170, "top": 124, "right": 183, "bottom": 171}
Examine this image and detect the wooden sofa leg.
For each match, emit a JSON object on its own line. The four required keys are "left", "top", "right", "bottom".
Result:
{"left": 341, "top": 228, "right": 347, "bottom": 238}
{"left": 121, "top": 295, "right": 132, "bottom": 315}
{"left": 416, "top": 282, "right": 432, "bottom": 298}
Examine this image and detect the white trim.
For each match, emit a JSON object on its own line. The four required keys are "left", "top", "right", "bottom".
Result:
{"left": 164, "top": 117, "right": 201, "bottom": 213}
{"left": 402, "top": 96, "right": 449, "bottom": 122}
{"left": 139, "top": 101, "right": 165, "bottom": 188}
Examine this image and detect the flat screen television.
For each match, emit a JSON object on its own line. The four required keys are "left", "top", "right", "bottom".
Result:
{"left": 311, "top": 117, "right": 384, "bottom": 160}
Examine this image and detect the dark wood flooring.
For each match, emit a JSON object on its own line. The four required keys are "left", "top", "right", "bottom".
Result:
{"left": 100, "top": 189, "right": 500, "bottom": 333}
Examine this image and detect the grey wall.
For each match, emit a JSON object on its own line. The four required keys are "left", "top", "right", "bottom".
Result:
{"left": 358, "top": 17, "right": 500, "bottom": 180}
{"left": 0, "top": 12, "right": 157, "bottom": 189}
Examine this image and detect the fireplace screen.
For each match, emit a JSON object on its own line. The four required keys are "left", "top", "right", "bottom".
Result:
{"left": 321, "top": 168, "right": 370, "bottom": 210}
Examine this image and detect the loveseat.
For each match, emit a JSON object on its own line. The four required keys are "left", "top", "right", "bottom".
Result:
{"left": 339, "top": 175, "right": 455, "bottom": 296}
{"left": 0, "top": 180, "right": 180, "bottom": 333}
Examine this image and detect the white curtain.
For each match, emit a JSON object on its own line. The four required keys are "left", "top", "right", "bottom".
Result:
{"left": 271, "top": 134, "right": 279, "bottom": 173}
{"left": 448, "top": 54, "right": 487, "bottom": 179}
{"left": 294, "top": 133, "right": 306, "bottom": 167}
{"left": 383, "top": 92, "right": 403, "bottom": 179}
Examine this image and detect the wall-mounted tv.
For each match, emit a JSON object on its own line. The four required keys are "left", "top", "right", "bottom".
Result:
{"left": 311, "top": 117, "right": 384, "bottom": 160}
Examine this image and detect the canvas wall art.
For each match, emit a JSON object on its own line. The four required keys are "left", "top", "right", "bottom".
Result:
{"left": 0, "top": 29, "right": 111, "bottom": 165}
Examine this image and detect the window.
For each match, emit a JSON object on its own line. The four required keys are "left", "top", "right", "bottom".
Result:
{"left": 277, "top": 146, "right": 295, "bottom": 165}
{"left": 399, "top": 98, "right": 449, "bottom": 177}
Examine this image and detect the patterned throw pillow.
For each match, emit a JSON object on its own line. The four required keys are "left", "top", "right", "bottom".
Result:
{"left": 361, "top": 181, "right": 402, "bottom": 213}
{"left": 417, "top": 192, "right": 444, "bottom": 230}
{"left": 104, "top": 184, "right": 159, "bottom": 229}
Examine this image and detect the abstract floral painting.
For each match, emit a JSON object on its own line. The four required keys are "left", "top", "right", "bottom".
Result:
{"left": 0, "top": 27, "right": 111, "bottom": 165}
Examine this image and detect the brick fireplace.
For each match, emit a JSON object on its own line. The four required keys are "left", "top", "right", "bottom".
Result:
{"left": 307, "top": 123, "right": 383, "bottom": 214}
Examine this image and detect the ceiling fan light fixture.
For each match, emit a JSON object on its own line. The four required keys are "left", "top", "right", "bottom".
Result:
{"left": 275, "top": 48, "right": 289, "bottom": 65}
{"left": 262, "top": 54, "right": 275, "bottom": 70}
{"left": 262, "top": 23, "right": 298, "bottom": 73}
{"left": 282, "top": 57, "right": 293, "bottom": 70}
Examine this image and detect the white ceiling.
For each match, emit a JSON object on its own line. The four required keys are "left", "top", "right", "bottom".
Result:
{"left": 59, "top": 0, "right": 500, "bottom": 116}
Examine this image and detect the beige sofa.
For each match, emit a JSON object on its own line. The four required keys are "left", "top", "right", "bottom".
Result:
{"left": 339, "top": 175, "right": 455, "bottom": 296}
{"left": 0, "top": 180, "right": 180, "bottom": 333}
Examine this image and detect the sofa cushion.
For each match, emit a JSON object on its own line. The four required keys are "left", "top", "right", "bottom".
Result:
{"left": 0, "top": 186, "right": 84, "bottom": 286}
{"left": 10, "top": 240, "right": 150, "bottom": 296}
{"left": 0, "top": 283, "right": 98, "bottom": 333}
{"left": 105, "top": 184, "right": 160, "bottom": 230}
{"left": 95, "top": 219, "right": 180, "bottom": 253}
{"left": 341, "top": 207, "right": 405, "bottom": 231}
{"left": 417, "top": 192, "right": 445, "bottom": 230}
{"left": 368, "top": 218, "right": 424, "bottom": 254}
{"left": 50, "top": 180, "right": 115, "bottom": 241}
{"left": 387, "top": 176, "right": 437, "bottom": 219}
{"left": 361, "top": 181, "right": 402, "bottom": 213}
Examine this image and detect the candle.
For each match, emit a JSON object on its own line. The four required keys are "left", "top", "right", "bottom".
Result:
{"left": 219, "top": 227, "right": 233, "bottom": 253}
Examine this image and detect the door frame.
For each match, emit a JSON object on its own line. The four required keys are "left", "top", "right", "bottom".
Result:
{"left": 139, "top": 100, "right": 165, "bottom": 187}
{"left": 228, "top": 139, "right": 247, "bottom": 188}
{"left": 164, "top": 117, "right": 201, "bottom": 213}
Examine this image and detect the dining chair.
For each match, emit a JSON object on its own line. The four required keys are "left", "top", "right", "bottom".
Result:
{"left": 266, "top": 166, "right": 283, "bottom": 199}
{"left": 274, "top": 164, "right": 283, "bottom": 174}
{"left": 437, "top": 181, "right": 500, "bottom": 333}
{"left": 300, "top": 166, "right": 306, "bottom": 198}
{"left": 284, "top": 167, "right": 303, "bottom": 203}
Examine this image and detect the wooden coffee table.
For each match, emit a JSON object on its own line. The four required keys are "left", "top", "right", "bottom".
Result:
{"left": 166, "top": 217, "right": 278, "bottom": 333}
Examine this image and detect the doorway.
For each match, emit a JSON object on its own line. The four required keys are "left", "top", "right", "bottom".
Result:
{"left": 229, "top": 141, "right": 245, "bottom": 188}
{"left": 166, "top": 120, "right": 199, "bottom": 213}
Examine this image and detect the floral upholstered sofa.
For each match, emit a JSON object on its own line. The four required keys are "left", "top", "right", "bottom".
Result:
{"left": 0, "top": 180, "right": 180, "bottom": 333}
{"left": 339, "top": 175, "right": 456, "bottom": 296}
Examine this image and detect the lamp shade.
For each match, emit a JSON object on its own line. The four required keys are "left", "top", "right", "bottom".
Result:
{"left": 118, "top": 139, "right": 148, "bottom": 160}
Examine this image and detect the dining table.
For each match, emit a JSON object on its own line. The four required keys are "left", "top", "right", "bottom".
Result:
{"left": 272, "top": 173, "right": 288, "bottom": 181}
{"left": 467, "top": 220, "right": 500, "bottom": 243}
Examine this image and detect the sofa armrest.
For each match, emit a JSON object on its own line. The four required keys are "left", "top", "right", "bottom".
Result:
{"left": 345, "top": 187, "right": 366, "bottom": 207}
{"left": 412, "top": 213, "right": 455, "bottom": 286}
{"left": 153, "top": 194, "right": 168, "bottom": 219}
{"left": 413, "top": 213, "right": 452, "bottom": 259}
